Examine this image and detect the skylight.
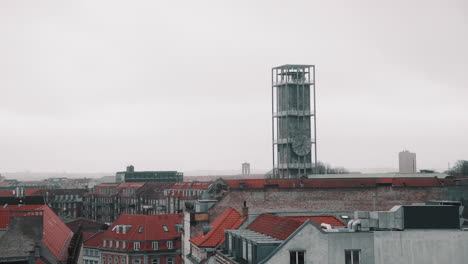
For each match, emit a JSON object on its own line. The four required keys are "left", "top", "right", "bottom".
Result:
{"left": 163, "top": 225, "right": 169, "bottom": 232}
{"left": 138, "top": 226, "right": 144, "bottom": 233}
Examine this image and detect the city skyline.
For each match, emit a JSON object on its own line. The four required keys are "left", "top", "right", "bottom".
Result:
{"left": 1, "top": 0, "right": 467, "bottom": 174}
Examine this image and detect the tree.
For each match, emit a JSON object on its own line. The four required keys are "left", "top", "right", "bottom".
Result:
{"left": 448, "top": 160, "right": 468, "bottom": 177}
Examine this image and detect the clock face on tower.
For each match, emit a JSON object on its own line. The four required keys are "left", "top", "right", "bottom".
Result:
{"left": 292, "top": 134, "right": 311, "bottom": 156}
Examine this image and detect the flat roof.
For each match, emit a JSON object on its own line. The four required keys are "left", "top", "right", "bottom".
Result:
{"left": 272, "top": 64, "right": 314, "bottom": 70}
{"left": 307, "top": 173, "right": 448, "bottom": 179}
{"left": 226, "top": 229, "right": 282, "bottom": 244}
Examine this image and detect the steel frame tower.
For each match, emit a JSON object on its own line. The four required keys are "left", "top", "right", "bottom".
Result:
{"left": 272, "top": 64, "right": 317, "bottom": 178}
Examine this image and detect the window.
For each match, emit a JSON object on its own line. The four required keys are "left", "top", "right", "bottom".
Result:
{"left": 167, "top": 257, "right": 174, "bottom": 264}
{"left": 138, "top": 226, "right": 144, "bottom": 233}
{"left": 103, "top": 240, "right": 107, "bottom": 247}
{"left": 122, "top": 241, "right": 126, "bottom": 249}
{"left": 108, "top": 256, "right": 112, "bottom": 264}
{"left": 290, "top": 251, "right": 305, "bottom": 264}
{"left": 134, "top": 242, "right": 140, "bottom": 250}
{"left": 167, "top": 240, "right": 173, "bottom": 249}
{"left": 152, "top": 241, "right": 158, "bottom": 250}
{"left": 102, "top": 256, "right": 106, "bottom": 264}
{"left": 162, "top": 225, "right": 169, "bottom": 232}
{"left": 345, "top": 249, "right": 361, "bottom": 264}
{"left": 109, "top": 240, "right": 113, "bottom": 248}
{"left": 114, "top": 257, "right": 119, "bottom": 264}
{"left": 151, "top": 258, "right": 160, "bottom": 264}
{"left": 85, "top": 260, "right": 89, "bottom": 264}
{"left": 133, "top": 259, "right": 141, "bottom": 264}
{"left": 121, "top": 257, "right": 126, "bottom": 264}
{"left": 116, "top": 241, "right": 119, "bottom": 248}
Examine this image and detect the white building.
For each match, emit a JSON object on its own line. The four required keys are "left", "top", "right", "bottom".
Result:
{"left": 218, "top": 203, "right": 468, "bottom": 264}
{"left": 399, "top": 150, "right": 417, "bottom": 173}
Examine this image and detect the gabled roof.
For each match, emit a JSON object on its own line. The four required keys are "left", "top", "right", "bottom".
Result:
{"left": 190, "top": 208, "right": 244, "bottom": 248}
{"left": 95, "top": 214, "right": 183, "bottom": 250}
{"left": 247, "top": 214, "right": 303, "bottom": 240}
{"left": 0, "top": 205, "right": 73, "bottom": 261}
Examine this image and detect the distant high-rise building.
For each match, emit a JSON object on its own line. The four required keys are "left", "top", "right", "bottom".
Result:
{"left": 242, "top": 162, "right": 250, "bottom": 176}
{"left": 399, "top": 150, "right": 417, "bottom": 173}
{"left": 272, "top": 65, "right": 317, "bottom": 178}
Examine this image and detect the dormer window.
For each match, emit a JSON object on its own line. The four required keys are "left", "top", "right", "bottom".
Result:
{"left": 103, "top": 240, "right": 107, "bottom": 247}
{"left": 167, "top": 240, "right": 173, "bottom": 249}
{"left": 116, "top": 241, "right": 119, "bottom": 248}
{"left": 152, "top": 241, "right": 158, "bottom": 250}
{"left": 109, "top": 240, "right": 113, "bottom": 248}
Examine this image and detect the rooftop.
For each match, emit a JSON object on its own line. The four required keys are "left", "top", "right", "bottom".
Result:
{"left": 92, "top": 214, "right": 183, "bottom": 250}
{"left": 0, "top": 204, "right": 73, "bottom": 261}
{"left": 191, "top": 208, "right": 244, "bottom": 248}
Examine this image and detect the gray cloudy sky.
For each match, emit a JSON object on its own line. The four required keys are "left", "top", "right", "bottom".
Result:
{"left": 1, "top": 0, "right": 467, "bottom": 174}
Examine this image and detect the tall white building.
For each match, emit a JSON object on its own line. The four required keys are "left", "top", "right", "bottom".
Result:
{"left": 399, "top": 150, "right": 417, "bottom": 173}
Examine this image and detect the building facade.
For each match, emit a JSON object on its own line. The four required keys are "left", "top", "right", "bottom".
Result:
{"left": 217, "top": 204, "right": 467, "bottom": 264}
{"left": 116, "top": 166, "right": 183, "bottom": 183}
{"left": 83, "top": 214, "right": 184, "bottom": 264}
{"left": 272, "top": 64, "right": 317, "bottom": 179}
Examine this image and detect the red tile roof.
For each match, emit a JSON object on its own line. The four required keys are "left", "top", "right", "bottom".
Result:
{"left": 224, "top": 177, "right": 454, "bottom": 189}
{"left": 0, "top": 205, "right": 73, "bottom": 261}
{"left": 83, "top": 231, "right": 106, "bottom": 247}
{"left": 284, "top": 215, "right": 346, "bottom": 227}
{"left": 90, "top": 214, "right": 183, "bottom": 251}
{"left": 168, "top": 181, "right": 212, "bottom": 190}
{"left": 0, "top": 190, "right": 14, "bottom": 196}
{"left": 190, "top": 208, "right": 244, "bottom": 248}
{"left": 117, "top": 182, "right": 146, "bottom": 189}
{"left": 247, "top": 214, "right": 303, "bottom": 240}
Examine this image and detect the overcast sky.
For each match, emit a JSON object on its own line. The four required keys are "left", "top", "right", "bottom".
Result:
{"left": 1, "top": 0, "right": 467, "bottom": 174}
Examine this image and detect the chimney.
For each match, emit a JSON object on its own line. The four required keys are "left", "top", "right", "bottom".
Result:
{"left": 241, "top": 201, "right": 249, "bottom": 217}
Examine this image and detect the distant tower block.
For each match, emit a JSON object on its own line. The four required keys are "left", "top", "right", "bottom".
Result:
{"left": 399, "top": 150, "right": 417, "bottom": 173}
{"left": 242, "top": 162, "right": 251, "bottom": 177}
{"left": 272, "top": 65, "right": 317, "bottom": 179}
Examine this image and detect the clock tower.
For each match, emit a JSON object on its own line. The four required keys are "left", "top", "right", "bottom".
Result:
{"left": 272, "top": 65, "right": 317, "bottom": 178}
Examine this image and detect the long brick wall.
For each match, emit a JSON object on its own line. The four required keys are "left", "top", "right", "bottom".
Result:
{"left": 208, "top": 186, "right": 455, "bottom": 222}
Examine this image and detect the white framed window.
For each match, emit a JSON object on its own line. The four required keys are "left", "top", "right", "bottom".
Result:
{"left": 345, "top": 249, "right": 361, "bottom": 264}
{"left": 114, "top": 257, "right": 119, "bottom": 264}
{"left": 116, "top": 241, "right": 119, "bottom": 248}
{"left": 122, "top": 241, "right": 126, "bottom": 249}
{"left": 151, "top": 258, "right": 159, "bottom": 264}
{"left": 290, "top": 251, "right": 305, "bottom": 264}
{"left": 121, "top": 257, "right": 126, "bottom": 264}
{"left": 152, "top": 241, "right": 158, "bottom": 250}
{"left": 167, "top": 240, "right": 173, "bottom": 249}
{"left": 133, "top": 259, "right": 140, "bottom": 264}
{"left": 109, "top": 240, "right": 113, "bottom": 248}
{"left": 134, "top": 242, "right": 140, "bottom": 250}
{"left": 166, "top": 257, "right": 174, "bottom": 264}
{"left": 103, "top": 240, "right": 107, "bottom": 247}
{"left": 108, "top": 256, "right": 112, "bottom": 264}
